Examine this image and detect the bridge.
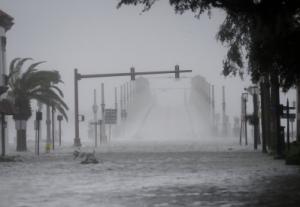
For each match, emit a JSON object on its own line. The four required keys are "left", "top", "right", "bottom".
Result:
{"left": 81, "top": 68, "right": 233, "bottom": 147}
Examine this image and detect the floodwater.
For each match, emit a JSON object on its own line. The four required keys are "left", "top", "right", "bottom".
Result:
{"left": 1, "top": 81, "right": 300, "bottom": 207}
{"left": 1, "top": 141, "right": 300, "bottom": 207}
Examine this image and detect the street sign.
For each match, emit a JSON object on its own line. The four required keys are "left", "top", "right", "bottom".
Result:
{"left": 281, "top": 113, "right": 296, "bottom": 120}
{"left": 105, "top": 109, "right": 117, "bottom": 124}
{"left": 281, "top": 106, "right": 295, "bottom": 110}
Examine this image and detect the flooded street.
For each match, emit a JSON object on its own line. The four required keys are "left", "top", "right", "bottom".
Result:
{"left": 1, "top": 141, "right": 300, "bottom": 207}
{"left": 1, "top": 0, "right": 300, "bottom": 206}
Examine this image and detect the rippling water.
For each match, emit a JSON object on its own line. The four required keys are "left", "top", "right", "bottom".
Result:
{"left": 0, "top": 141, "right": 300, "bottom": 207}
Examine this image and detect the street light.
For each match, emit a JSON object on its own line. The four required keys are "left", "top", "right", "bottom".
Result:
{"left": 245, "top": 85, "right": 260, "bottom": 149}
{"left": 241, "top": 92, "right": 249, "bottom": 145}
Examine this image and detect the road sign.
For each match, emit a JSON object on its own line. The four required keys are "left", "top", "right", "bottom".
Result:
{"left": 105, "top": 109, "right": 117, "bottom": 124}
{"left": 281, "top": 113, "right": 296, "bottom": 120}
{"left": 281, "top": 106, "right": 295, "bottom": 110}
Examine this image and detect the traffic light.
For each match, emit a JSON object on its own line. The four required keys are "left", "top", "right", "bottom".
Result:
{"left": 130, "top": 67, "right": 135, "bottom": 80}
{"left": 175, "top": 65, "right": 179, "bottom": 79}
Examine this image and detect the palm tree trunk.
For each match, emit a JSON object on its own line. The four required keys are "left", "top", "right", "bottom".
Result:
{"left": 16, "top": 129, "right": 26, "bottom": 151}
{"left": 260, "top": 75, "right": 271, "bottom": 153}
{"left": 16, "top": 120, "right": 27, "bottom": 151}
{"left": 270, "top": 72, "right": 282, "bottom": 157}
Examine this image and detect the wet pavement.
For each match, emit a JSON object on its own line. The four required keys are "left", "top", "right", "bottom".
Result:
{"left": 0, "top": 141, "right": 300, "bottom": 207}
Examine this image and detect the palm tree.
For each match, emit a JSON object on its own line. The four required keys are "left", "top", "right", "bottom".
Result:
{"left": 7, "top": 58, "right": 68, "bottom": 151}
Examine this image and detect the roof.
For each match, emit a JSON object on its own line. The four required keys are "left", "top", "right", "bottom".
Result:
{"left": 0, "top": 9, "right": 14, "bottom": 31}
{"left": 0, "top": 99, "right": 16, "bottom": 115}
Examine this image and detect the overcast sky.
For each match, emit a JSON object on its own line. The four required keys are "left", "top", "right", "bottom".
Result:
{"left": 1, "top": 0, "right": 256, "bottom": 139}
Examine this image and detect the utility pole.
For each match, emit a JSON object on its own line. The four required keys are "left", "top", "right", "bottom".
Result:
{"left": 246, "top": 86, "right": 260, "bottom": 149}
{"left": 240, "top": 93, "right": 248, "bottom": 145}
{"left": 211, "top": 85, "right": 215, "bottom": 129}
{"left": 92, "top": 89, "right": 98, "bottom": 147}
{"left": 115, "top": 87, "right": 118, "bottom": 118}
{"left": 127, "top": 82, "right": 130, "bottom": 106}
{"left": 208, "top": 83, "right": 211, "bottom": 115}
{"left": 222, "top": 86, "right": 227, "bottom": 136}
{"left": 121, "top": 84, "right": 124, "bottom": 120}
{"left": 124, "top": 83, "right": 128, "bottom": 110}
{"left": 120, "top": 85, "right": 123, "bottom": 122}
{"left": 100, "top": 83, "right": 106, "bottom": 144}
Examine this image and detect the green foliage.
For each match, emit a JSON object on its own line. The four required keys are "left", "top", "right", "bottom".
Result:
{"left": 7, "top": 58, "right": 69, "bottom": 121}
{"left": 118, "top": 0, "right": 300, "bottom": 90}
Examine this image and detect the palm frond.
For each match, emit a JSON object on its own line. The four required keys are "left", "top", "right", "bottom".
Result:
{"left": 8, "top": 57, "right": 21, "bottom": 76}
{"left": 49, "top": 85, "right": 64, "bottom": 97}
{"left": 8, "top": 58, "right": 32, "bottom": 88}
{"left": 21, "top": 61, "right": 45, "bottom": 84}
{"left": 23, "top": 70, "right": 62, "bottom": 91}
{"left": 29, "top": 87, "right": 68, "bottom": 111}
{"left": 7, "top": 58, "right": 68, "bottom": 122}
{"left": 30, "top": 93, "right": 68, "bottom": 121}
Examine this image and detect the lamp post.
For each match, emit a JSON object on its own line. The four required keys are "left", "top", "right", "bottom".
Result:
{"left": 92, "top": 89, "right": 98, "bottom": 147}
{"left": 247, "top": 86, "right": 260, "bottom": 150}
{"left": 240, "top": 92, "right": 249, "bottom": 145}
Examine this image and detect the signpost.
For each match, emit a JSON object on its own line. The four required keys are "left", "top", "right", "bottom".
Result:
{"left": 105, "top": 109, "right": 117, "bottom": 125}
{"left": 280, "top": 99, "right": 296, "bottom": 151}
{"left": 104, "top": 108, "right": 117, "bottom": 142}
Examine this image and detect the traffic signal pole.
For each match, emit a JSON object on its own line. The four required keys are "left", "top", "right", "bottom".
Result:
{"left": 74, "top": 69, "right": 81, "bottom": 147}
{"left": 73, "top": 66, "right": 192, "bottom": 146}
